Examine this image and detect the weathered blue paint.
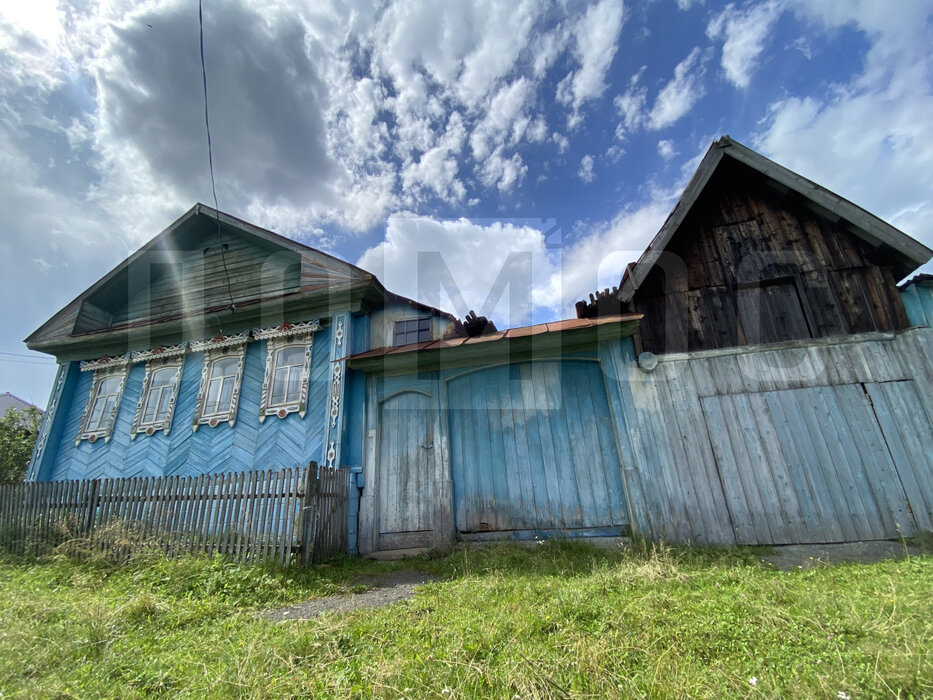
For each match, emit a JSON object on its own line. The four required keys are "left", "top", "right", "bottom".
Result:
{"left": 34, "top": 327, "right": 333, "bottom": 481}
{"left": 901, "top": 282, "right": 933, "bottom": 327}
{"left": 446, "top": 360, "right": 628, "bottom": 537}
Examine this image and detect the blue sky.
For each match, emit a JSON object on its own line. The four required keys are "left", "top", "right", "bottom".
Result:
{"left": 1, "top": 0, "right": 932, "bottom": 406}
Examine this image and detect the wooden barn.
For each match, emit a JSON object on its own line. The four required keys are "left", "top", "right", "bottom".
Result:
{"left": 25, "top": 137, "right": 933, "bottom": 555}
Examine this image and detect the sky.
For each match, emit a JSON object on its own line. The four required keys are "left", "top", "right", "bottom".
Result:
{"left": 1, "top": 0, "right": 932, "bottom": 407}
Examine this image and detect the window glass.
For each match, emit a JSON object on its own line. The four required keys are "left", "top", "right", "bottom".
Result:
{"left": 270, "top": 344, "right": 306, "bottom": 406}
{"left": 140, "top": 367, "right": 176, "bottom": 426}
{"left": 203, "top": 356, "right": 239, "bottom": 417}
{"left": 393, "top": 317, "right": 431, "bottom": 346}
{"left": 87, "top": 377, "right": 121, "bottom": 432}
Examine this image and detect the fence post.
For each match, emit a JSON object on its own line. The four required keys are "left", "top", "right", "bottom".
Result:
{"left": 298, "top": 461, "right": 318, "bottom": 566}
{"left": 84, "top": 480, "right": 100, "bottom": 537}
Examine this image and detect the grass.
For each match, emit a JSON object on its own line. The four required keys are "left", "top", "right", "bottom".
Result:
{"left": 0, "top": 541, "right": 929, "bottom": 699}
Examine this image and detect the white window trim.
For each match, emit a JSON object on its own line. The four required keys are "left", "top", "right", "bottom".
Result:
{"left": 76, "top": 363, "right": 129, "bottom": 445}
{"left": 130, "top": 356, "right": 185, "bottom": 438}
{"left": 191, "top": 337, "right": 248, "bottom": 430}
{"left": 258, "top": 334, "right": 314, "bottom": 422}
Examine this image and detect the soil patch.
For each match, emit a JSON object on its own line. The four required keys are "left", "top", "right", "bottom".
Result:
{"left": 263, "top": 569, "right": 441, "bottom": 621}
{"left": 760, "top": 541, "right": 923, "bottom": 571}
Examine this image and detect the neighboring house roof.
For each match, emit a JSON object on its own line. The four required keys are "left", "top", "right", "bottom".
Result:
{"left": 0, "top": 393, "right": 41, "bottom": 425}
{"left": 898, "top": 273, "right": 933, "bottom": 290}
{"left": 347, "top": 314, "right": 643, "bottom": 374}
{"left": 26, "top": 203, "right": 455, "bottom": 357}
{"left": 618, "top": 136, "right": 933, "bottom": 303}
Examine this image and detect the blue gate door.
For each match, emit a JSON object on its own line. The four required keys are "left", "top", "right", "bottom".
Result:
{"left": 447, "top": 361, "right": 628, "bottom": 539}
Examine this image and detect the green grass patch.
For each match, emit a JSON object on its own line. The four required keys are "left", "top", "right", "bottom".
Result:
{"left": 0, "top": 541, "right": 929, "bottom": 698}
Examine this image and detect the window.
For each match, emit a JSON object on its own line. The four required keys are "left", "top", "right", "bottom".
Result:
{"left": 271, "top": 346, "right": 305, "bottom": 405}
{"left": 393, "top": 317, "right": 431, "bottom": 346}
{"left": 76, "top": 366, "right": 128, "bottom": 444}
{"left": 192, "top": 341, "right": 247, "bottom": 429}
{"left": 131, "top": 357, "right": 184, "bottom": 438}
{"left": 203, "top": 357, "right": 239, "bottom": 416}
{"left": 258, "top": 336, "right": 314, "bottom": 421}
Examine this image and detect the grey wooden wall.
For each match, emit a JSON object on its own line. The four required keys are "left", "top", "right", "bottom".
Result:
{"left": 602, "top": 328, "right": 933, "bottom": 544}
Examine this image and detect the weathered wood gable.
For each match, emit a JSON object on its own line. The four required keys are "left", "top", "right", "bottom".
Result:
{"left": 618, "top": 140, "right": 931, "bottom": 354}
{"left": 26, "top": 204, "right": 373, "bottom": 354}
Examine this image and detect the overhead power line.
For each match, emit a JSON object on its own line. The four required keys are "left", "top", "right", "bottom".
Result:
{"left": 198, "top": 0, "right": 236, "bottom": 314}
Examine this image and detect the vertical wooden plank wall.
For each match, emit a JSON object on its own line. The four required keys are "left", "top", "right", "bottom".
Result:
{"left": 604, "top": 327, "right": 933, "bottom": 544}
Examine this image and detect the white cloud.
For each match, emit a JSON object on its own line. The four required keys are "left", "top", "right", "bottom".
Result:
{"left": 707, "top": 0, "right": 786, "bottom": 88}
{"left": 613, "top": 68, "right": 649, "bottom": 139}
{"left": 558, "top": 0, "right": 626, "bottom": 122}
{"left": 578, "top": 154, "right": 596, "bottom": 183}
{"left": 676, "top": 0, "right": 704, "bottom": 9}
{"left": 647, "top": 47, "right": 707, "bottom": 130}
{"left": 478, "top": 147, "right": 528, "bottom": 193}
{"left": 755, "top": 0, "right": 933, "bottom": 274}
{"left": 357, "top": 215, "right": 557, "bottom": 327}
{"left": 0, "top": 0, "right": 637, "bottom": 247}
{"left": 657, "top": 139, "right": 677, "bottom": 159}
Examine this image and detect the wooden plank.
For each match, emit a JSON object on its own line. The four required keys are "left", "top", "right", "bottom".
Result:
{"left": 523, "top": 363, "right": 567, "bottom": 529}
{"left": 482, "top": 367, "right": 513, "bottom": 531}
{"left": 765, "top": 390, "right": 838, "bottom": 541}
{"left": 745, "top": 393, "right": 809, "bottom": 542}
{"left": 700, "top": 395, "right": 767, "bottom": 543}
{"left": 805, "top": 386, "right": 884, "bottom": 540}
{"left": 834, "top": 385, "right": 914, "bottom": 536}
{"left": 867, "top": 381, "right": 933, "bottom": 531}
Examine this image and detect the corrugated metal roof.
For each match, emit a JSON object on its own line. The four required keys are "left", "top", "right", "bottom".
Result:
{"left": 345, "top": 314, "right": 642, "bottom": 362}
{"left": 0, "top": 393, "right": 41, "bottom": 415}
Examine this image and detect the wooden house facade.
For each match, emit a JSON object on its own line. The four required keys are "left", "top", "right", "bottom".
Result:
{"left": 26, "top": 138, "right": 933, "bottom": 555}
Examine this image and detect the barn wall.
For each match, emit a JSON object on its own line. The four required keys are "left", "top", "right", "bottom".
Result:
{"left": 901, "top": 281, "right": 933, "bottom": 327}
{"left": 35, "top": 326, "right": 334, "bottom": 481}
{"left": 632, "top": 170, "right": 912, "bottom": 354}
{"left": 604, "top": 327, "right": 933, "bottom": 544}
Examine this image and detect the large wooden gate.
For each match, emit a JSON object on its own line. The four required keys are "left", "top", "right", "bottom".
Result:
{"left": 701, "top": 380, "right": 933, "bottom": 544}
{"left": 376, "top": 391, "right": 437, "bottom": 550}
{"left": 447, "top": 361, "right": 629, "bottom": 539}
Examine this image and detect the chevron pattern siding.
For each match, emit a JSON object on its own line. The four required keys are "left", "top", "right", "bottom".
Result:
{"left": 40, "top": 327, "right": 332, "bottom": 481}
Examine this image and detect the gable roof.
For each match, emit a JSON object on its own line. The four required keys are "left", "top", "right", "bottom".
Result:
{"left": 0, "top": 392, "right": 40, "bottom": 416}
{"left": 26, "top": 203, "right": 454, "bottom": 356}
{"left": 619, "top": 136, "right": 933, "bottom": 302}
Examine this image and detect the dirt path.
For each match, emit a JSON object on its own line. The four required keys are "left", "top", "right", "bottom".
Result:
{"left": 263, "top": 569, "right": 441, "bottom": 622}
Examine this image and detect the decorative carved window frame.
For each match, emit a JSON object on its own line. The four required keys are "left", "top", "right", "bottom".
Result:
{"left": 76, "top": 354, "right": 130, "bottom": 445}
{"left": 190, "top": 332, "right": 249, "bottom": 430}
{"left": 255, "top": 320, "right": 319, "bottom": 422}
{"left": 130, "top": 345, "right": 186, "bottom": 439}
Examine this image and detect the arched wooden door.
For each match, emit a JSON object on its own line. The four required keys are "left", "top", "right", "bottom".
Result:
{"left": 377, "top": 391, "right": 436, "bottom": 550}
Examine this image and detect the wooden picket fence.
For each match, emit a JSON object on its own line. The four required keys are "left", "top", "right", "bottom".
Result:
{"left": 0, "top": 463, "right": 349, "bottom": 566}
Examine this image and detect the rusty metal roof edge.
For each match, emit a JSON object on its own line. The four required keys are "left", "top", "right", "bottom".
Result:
{"left": 343, "top": 313, "right": 643, "bottom": 363}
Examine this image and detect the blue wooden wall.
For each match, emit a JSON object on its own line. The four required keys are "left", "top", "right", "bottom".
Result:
{"left": 901, "top": 282, "right": 933, "bottom": 327}
{"left": 35, "top": 326, "right": 333, "bottom": 481}
{"left": 446, "top": 361, "right": 628, "bottom": 538}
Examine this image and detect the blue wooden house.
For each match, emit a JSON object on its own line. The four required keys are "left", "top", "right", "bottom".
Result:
{"left": 26, "top": 137, "right": 933, "bottom": 554}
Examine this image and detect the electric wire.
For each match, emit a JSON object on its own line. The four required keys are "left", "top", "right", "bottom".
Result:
{"left": 198, "top": 0, "right": 236, "bottom": 313}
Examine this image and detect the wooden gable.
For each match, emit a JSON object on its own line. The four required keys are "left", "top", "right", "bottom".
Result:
{"left": 611, "top": 138, "right": 932, "bottom": 355}
{"left": 26, "top": 204, "right": 375, "bottom": 355}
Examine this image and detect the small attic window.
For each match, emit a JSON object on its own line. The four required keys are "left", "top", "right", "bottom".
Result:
{"left": 394, "top": 317, "right": 431, "bottom": 346}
